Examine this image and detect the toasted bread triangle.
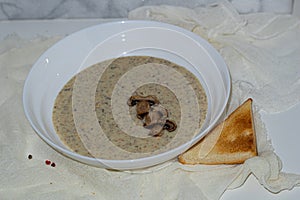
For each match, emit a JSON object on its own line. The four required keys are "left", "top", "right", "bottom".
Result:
{"left": 178, "top": 98, "right": 257, "bottom": 165}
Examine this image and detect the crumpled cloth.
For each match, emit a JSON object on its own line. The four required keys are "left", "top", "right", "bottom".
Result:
{"left": 129, "top": 0, "right": 300, "bottom": 113}
{"left": 1, "top": 2, "right": 300, "bottom": 200}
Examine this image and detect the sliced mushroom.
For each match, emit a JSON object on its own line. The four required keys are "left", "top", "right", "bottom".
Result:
{"left": 149, "top": 124, "right": 166, "bottom": 137}
{"left": 143, "top": 104, "right": 168, "bottom": 127}
{"left": 128, "top": 94, "right": 177, "bottom": 137}
{"left": 127, "top": 95, "right": 160, "bottom": 119}
{"left": 127, "top": 95, "right": 159, "bottom": 106}
{"left": 143, "top": 105, "right": 177, "bottom": 136}
{"left": 164, "top": 120, "right": 177, "bottom": 132}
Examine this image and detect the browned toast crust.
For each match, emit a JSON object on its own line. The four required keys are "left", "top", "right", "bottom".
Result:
{"left": 178, "top": 98, "right": 257, "bottom": 165}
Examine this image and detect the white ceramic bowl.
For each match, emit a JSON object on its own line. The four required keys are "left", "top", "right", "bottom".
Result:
{"left": 23, "top": 20, "right": 231, "bottom": 170}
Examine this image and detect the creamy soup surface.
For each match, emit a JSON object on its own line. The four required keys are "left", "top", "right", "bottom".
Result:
{"left": 52, "top": 56, "right": 207, "bottom": 159}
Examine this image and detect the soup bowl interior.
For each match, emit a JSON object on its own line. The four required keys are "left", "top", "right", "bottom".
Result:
{"left": 23, "top": 20, "right": 231, "bottom": 170}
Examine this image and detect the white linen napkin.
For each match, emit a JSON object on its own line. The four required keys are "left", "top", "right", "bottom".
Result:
{"left": 1, "top": 1, "right": 300, "bottom": 199}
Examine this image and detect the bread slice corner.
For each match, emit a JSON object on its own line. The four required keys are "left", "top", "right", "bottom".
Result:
{"left": 178, "top": 98, "right": 257, "bottom": 165}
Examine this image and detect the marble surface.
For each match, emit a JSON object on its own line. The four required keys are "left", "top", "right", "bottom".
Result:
{"left": 0, "top": 0, "right": 295, "bottom": 20}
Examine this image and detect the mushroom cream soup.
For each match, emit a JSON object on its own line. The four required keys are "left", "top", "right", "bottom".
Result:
{"left": 52, "top": 56, "right": 207, "bottom": 159}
